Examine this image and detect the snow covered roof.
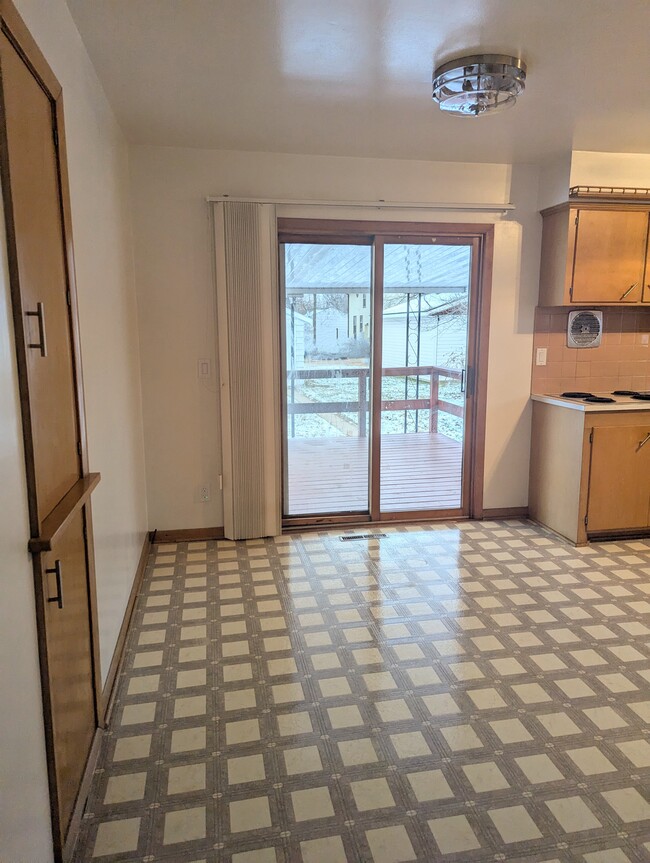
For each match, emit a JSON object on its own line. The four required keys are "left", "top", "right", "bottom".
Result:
{"left": 285, "top": 307, "right": 311, "bottom": 325}
{"left": 284, "top": 242, "right": 471, "bottom": 292}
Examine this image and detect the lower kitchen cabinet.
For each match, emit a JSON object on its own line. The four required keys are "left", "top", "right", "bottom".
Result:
{"left": 529, "top": 402, "right": 650, "bottom": 543}
{"left": 588, "top": 425, "right": 650, "bottom": 531}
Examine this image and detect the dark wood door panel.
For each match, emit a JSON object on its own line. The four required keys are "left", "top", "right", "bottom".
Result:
{"left": 41, "top": 508, "right": 95, "bottom": 840}
{"left": 0, "top": 32, "right": 80, "bottom": 521}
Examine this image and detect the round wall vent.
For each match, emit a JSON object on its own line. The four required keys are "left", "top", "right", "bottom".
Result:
{"left": 567, "top": 310, "right": 603, "bottom": 348}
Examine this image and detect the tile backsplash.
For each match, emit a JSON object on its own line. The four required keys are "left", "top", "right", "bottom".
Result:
{"left": 531, "top": 307, "right": 650, "bottom": 394}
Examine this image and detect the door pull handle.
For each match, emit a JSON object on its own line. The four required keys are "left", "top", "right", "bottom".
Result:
{"left": 620, "top": 283, "right": 638, "bottom": 301}
{"left": 460, "top": 368, "right": 466, "bottom": 394}
{"left": 25, "top": 302, "right": 47, "bottom": 356}
{"left": 637, "top": 432, "right": 650, "bottom": 452}
{"left": 46, "top": 560, "right": 64, "bottom": 609}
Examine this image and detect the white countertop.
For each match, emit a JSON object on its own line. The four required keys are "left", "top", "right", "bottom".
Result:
{"left": 532, "top": 393, "right": 650, "bottom": 412}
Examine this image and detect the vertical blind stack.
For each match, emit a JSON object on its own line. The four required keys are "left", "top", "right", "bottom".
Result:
{"left": 213, "top": 201, "right": 282, "bottom": 539}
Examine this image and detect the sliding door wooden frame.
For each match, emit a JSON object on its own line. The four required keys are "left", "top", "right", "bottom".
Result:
{"left": 369, "top": 238, "right": 384, "bottom": 519}
{"left": 278, "top": 217, "right": 494, "bottom": 526}
{"left": 0, "top": 2, "right": 102, "bottom": 859}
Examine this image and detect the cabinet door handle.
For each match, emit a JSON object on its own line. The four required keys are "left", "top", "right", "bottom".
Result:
{"left": 638, "top": 432, "right": 650, "bottom": 451}
{"left": 25, "top": 302, "right": 47, "bottom": 356}
{"left": 619, "top": 282, "right": 638, "bottom": 300}
{"left": 45, "top": 560, "right": 64, "bottom": 609}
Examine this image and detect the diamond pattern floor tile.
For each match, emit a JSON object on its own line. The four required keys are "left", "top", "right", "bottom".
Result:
{"left": 72, "top": 520, "right": 650, "bottom": 862}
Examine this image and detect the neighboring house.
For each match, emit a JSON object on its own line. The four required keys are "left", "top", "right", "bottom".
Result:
{"left": 285, "top": 243, "right": 470, "bottom": 363}
{"left": 348, "top": 291, "right": 371, "bottom": 339}
{"left": 381, "top": 295, "right": 467, "bottom": 368}
{"left": 305, "top": 306, "right": 349, "bottom": 356}
{"left": 284, "top": 307, "right": 310, "bottom": 370}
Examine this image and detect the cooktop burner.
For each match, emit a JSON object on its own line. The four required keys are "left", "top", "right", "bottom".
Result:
{"left": 555, "top": 391, "right": 650, "bottom": 404}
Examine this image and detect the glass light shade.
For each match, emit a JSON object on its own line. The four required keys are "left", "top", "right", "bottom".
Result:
{"left": 432, "top": 55, "right": 526, "bottom": 117}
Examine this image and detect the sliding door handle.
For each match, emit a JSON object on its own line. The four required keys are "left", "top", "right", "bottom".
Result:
{"left": 460, "top": 368, "right": 466, "bottom": 394}
{"left": 46, "top": 560, "right": 64, "bottom": 609}
{"left": 25, "top": 302, "right": 47, "bottom": 356}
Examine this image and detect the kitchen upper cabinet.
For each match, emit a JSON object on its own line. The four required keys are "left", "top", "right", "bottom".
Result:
{"left": 587, "top": 424, "right": 650, "bottom": 532}
{"left": 539, "top": 203, "right": 650, "bottom": 306}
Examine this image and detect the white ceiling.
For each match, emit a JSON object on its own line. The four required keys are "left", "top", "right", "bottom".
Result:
{"left": 65, "top": 0, "right": 650, "bottom": 164}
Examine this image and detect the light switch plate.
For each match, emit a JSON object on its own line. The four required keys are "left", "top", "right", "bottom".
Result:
{"left": 535, "top": 347, "right": 547, "bottom": 366}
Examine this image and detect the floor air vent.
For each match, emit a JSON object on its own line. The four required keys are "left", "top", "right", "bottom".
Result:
{"left": 340, "top": 533, "right": 387, "bottom": 541}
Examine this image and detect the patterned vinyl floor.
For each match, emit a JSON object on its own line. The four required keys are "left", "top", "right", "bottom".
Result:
{"left": 73, "top": 520, "right": 650, "bottom": 862}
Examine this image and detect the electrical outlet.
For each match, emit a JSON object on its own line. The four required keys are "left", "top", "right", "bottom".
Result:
{"left": 535, "top": 347, "right": 547, "bottom": 366}
{"left": 641, "top": 334, "right": 649, "bottom": 346}
{"left": 199, "top": 484, "right": 210, "bottom": 502}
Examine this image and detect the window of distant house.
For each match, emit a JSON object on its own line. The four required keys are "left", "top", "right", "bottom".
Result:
{"left": 363, "top": 295, "right": 367, "bottom": 309}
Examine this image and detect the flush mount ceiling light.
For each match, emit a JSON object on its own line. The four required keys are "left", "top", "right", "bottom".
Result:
{"left": 432, "top": 54, "right": 527, "bottom": 117}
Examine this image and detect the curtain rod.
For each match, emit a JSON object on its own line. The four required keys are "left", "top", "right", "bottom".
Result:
{"left": 207, "top": 195, "right": 514, "bottom": 213}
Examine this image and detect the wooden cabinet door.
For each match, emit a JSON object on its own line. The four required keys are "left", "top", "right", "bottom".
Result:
{"left": 571, "top": 209, "right": 649, "bottom": 304}
{"left": 587, "top": 425, "right": 650, "bottom": 531}
{"left": 1, "top": 31, "right": 81, "bottom": 522}
{"left": 0, "top": 23, "right": 99, "bottom": 861}
{"left": 39, "top": 509, "right": 96, "bottom": 844}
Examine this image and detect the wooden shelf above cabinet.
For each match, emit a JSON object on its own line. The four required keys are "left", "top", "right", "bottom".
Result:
{"left": 28, "top": 472, "right": 101, "bottom": 554}
{"left": 539, "top": 202, "right": 650, "bottom": 306}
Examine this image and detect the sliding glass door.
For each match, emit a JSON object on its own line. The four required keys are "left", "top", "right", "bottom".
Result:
{"left": 379, "top": 242, "right": 471, "bottom": 512}
{"left": 280, "top": 226, "right": 482, "bottom": 522}
{"left": 282, "top": 242, "right": 372, "bottom": 516}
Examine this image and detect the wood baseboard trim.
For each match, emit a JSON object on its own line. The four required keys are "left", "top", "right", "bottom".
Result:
{"left": 62, "top": 726, "right": 102, "bottom": 863}
{"left": 153, "top": 526, "right": 225, "bottom": 543}
{"left": 481, "top": 507, "right": 529, "bottom": 519}
{"left": 101, "top": 532, "right": 151, "bottom": 724}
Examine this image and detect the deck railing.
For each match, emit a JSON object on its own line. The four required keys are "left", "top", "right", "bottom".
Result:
{"left": 286, "top": 365, "right": 463, "bottom": 437}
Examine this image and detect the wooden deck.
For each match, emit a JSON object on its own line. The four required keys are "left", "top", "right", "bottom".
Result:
{"left": 286, "top": 432, "right": 462, "bottom": 515}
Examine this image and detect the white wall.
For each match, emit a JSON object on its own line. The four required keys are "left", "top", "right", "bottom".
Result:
{"left": 130, "top": 147, "right": 540, "bottom": 526}
{"left": 570, "top": 150, "right": 650, "bottom": 187}
{"left": 538, "top": 153, "right": 572, "bottom": 210}
{"left": 1, "top": 2, "right": 148, "bottom": 860}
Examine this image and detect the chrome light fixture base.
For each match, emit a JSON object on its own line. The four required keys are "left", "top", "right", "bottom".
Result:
{"left": 432, "top": 54, "right": 527, "bottom": 117}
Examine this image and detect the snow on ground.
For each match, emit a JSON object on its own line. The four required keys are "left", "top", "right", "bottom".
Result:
{"left": 287, "top": 372, "right": 464, "bottom": 442}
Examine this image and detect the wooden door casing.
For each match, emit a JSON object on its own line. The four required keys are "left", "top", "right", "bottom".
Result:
{"left": 587, "top": 425, "right": 650, "bottom": 532}
{"left": 571, "top": 209, "right": 649, "bottom": 304}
